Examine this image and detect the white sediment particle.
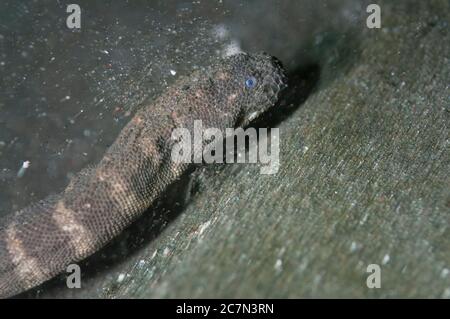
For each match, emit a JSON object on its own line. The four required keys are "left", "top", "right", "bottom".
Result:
{"left": 224, "top": 39, "right": 242, "bottom": 57}
{"left": 17, "top": 161, "right": 30, "bottom": 178}
{"left": 117, "top": 273, "right": 125, "bottom": 283}
{"left": 151, "top": 249, "right": 158, "bottom": 259}
{"left": 247, "top": 111, "right": 258, "bottom": 122}
{"left": 382, "top": 254, "right": 390, "bottom": 265}
{"left": 101, "top": 49, "right": 109, "bottom": 55}
{"left": 274, "top": 259, "right": 283, "bottom": 272}
{"left": 198, "top": 220, "right": 211, "bottom": 236}
{"left": 138, "top": 259, "right": 146, "bottom": 268}
{"left": 60, "top": 95, "right": 70, "bottom": 102}
{"left": 359, "top": 213, "right": 369, "bottom": 225}
{"left": 313, "top": 274, "right": 323, "bottom": 285}
{"left": 163, "top": 247, "right": 170, "bottom": 257}
{"left": 212, "top": 24, "right": 228, "bottom": 40}
{"left": 349, "top": 241, "right": 359, "bottom": 252}
{"left": 169, "top": 69, "right": 176, "bottom": 76}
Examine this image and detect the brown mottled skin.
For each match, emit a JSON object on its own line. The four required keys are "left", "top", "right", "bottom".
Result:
{"left": 0, "top": 53, "right": 286, "bottom": 298}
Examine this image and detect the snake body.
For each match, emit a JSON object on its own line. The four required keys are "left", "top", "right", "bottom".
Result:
{"left": 0, "top": 53, "right": 286, "bottom": 298}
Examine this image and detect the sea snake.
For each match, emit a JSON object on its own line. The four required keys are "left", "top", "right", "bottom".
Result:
{"left": 0, "top": 52, "right": 287, "bottom": 298}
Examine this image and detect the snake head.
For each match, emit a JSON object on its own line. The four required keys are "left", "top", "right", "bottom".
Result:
{"left": 212, "top": 52, "right": 287, "bottom": 127}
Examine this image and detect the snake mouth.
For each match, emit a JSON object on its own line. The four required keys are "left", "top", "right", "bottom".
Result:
{"left": 263, "top": 66, "right": 288, "bottom": 104}
{"left": 269, "top": 55, "right": 285, "bottom": 74}
{"left": 259, "top": 53, "right": 288, "bottom": 100}
{"left": 271, "top": 56, "right": 288, "bottom": 91}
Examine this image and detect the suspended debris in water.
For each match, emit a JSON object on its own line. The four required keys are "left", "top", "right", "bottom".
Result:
{"left": 17, "top": 160, "right": 30, "bottom": 178}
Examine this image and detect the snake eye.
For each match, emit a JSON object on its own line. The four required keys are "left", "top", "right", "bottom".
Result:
{"left": 245, "top": 76, "right": 257, "bottom": 89}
